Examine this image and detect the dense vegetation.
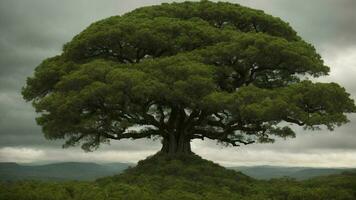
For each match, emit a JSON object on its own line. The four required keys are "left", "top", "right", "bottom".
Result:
{"left": 1, "top": 154, "right": 355, "bottom": 200}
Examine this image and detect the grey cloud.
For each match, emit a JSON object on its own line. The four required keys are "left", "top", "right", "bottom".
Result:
{"left": 0, "top": 146, "right": 157, "bottom": 164}
{"left": 230, "top": 0, "right": 356, "bottom": 51}
{"left": 0, "top": 0, "right": 169, "bottom": 149}
{"left": 0, "top": 0, "right": 161, "bottom": 87}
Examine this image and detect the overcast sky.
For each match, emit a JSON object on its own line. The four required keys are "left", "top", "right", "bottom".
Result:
{"left": 0, "top": 0, "right": 356, "bottom": 167}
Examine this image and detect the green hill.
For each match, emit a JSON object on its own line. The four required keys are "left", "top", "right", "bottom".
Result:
{"left": 1, "top": 153, "right": 356, "bottom": 200}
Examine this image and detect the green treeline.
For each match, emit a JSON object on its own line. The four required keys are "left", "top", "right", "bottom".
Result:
{"left": 1, "top": 154, "right": 355, "bottom": 200}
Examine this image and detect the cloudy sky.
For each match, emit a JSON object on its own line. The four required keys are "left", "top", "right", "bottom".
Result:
{"left": 1, "top": 0, "right": 356, "bottom": 167}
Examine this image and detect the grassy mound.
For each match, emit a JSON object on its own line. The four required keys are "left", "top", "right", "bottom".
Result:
{"left": 1, "top": 153, "right": 356, "bottom": 200}
{"left": 95, "top": 153, "right": 253, "bottom": 199}
{"left": 100, "top": 152, "right": 250, "bottom": 181}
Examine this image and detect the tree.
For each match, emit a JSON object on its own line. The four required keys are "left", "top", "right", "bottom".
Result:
{"left": 22, "top": 1, "right": 355, "bottom": 155}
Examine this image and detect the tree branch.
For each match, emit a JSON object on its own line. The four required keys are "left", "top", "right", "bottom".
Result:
{"left": 191, "top": 129, "right": 255, "bottom": 146}
{"left": 283, "top": 117, "right": 305, "bottom": 126}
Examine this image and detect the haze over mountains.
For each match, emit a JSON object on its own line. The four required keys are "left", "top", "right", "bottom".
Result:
{"left": 230, "top": 166, "right": 356, "bottom": 180}
{"left": 0, "top": 162, "right": 133, "bottom": 181}
{"left": 1, "top": 162, "right": 355, "bottom": 181}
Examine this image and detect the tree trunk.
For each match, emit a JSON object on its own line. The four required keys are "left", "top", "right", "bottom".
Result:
{"left": 160, "top": 133, "right": 192, "bottom": 155}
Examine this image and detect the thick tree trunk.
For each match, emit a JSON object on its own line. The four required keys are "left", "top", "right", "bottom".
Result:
{"left": 160, "top": 133, "right": 192, "bottom": 155}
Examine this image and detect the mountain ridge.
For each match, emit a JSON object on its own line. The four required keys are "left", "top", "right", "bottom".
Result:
{"left": 229, "top": 165, "right": 356, "bottom": 180}
{"left": 0, "top": 161, "right": 133, "bottom": 181}
{"left": 1, "top": 161, "right": 355, "bottom": 181}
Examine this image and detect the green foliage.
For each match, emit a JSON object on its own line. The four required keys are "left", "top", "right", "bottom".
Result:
{"left": 1, "top": 155, "right": 356, "bottom": 200}
{"left": 125, "top": 0, "right": 299, "bottom": 41}
{"left": 22, "top": 0, "right": 355, "bottom": 151}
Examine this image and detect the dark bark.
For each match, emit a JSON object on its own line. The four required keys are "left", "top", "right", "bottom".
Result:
{"left": 160, "top": 133, "right": 192, "bottom": 155}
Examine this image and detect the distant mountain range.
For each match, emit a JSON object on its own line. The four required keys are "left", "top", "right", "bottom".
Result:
{"left": 1, "top": 162, "right": 355, "bottom": 181}
{"left": 0, "top": 162, "right": 133, "bottom": 181}
{"left": 230, "top": 165, "right": 356, "bottom": 180}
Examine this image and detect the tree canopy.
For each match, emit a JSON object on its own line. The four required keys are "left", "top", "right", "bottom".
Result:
{"left": 22, "top": 0, "right": 356, "bottom": 154}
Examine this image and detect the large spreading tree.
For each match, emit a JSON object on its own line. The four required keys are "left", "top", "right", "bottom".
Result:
{"left": 23, "top": 1, "right": 355, "bottom": 155}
